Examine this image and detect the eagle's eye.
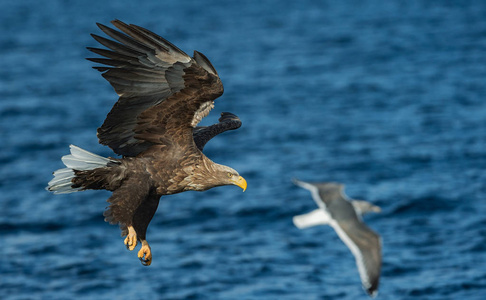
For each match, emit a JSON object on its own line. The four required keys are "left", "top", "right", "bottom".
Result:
{"left": 227, "top": 172, "right": 233, "bottom": 178}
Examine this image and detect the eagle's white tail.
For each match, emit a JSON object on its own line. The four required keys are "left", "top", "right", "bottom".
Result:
{"left": 292, "top": 209, "right": 330, "bottom": 229}
{"left": 47, "top": 145, "right": 113, "bottom": 194}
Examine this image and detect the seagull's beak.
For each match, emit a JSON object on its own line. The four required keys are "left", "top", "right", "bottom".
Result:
{"left": 372, "top": 205, "right": 382, "bottom": 213}
{"left": 233, "top": 176, "right": 247, "bottom": 192}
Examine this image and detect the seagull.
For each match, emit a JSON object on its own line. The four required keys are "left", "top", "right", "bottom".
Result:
{"left": 292, "top": 179, "right": 382, "bottom": 297}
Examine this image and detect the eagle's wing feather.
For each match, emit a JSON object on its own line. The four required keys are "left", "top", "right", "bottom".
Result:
{"left": 88, "top": 20, "right": 223, "bottom": 156}
{"left": 193, "top": 112, "right": 242, "bottom": 151}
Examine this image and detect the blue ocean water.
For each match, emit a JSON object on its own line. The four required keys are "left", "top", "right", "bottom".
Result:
{"left": 1, "top": 0, "right": 486, "bottom": 299}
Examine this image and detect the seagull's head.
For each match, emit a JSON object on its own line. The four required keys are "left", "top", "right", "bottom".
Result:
{"left": 352, "top": 200, "right": 381, "bottom": 215}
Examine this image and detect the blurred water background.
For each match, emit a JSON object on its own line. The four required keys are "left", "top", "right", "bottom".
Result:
{"left": 1, "top": 0, "right": 486, "bottom": 299}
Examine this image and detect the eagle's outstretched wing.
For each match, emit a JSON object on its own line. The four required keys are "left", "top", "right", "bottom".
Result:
{"left": 88, "top": 20, "right": 224, "bottom": 157}
{"left": 193, "top": 112, "right": 242, "bottom": 151}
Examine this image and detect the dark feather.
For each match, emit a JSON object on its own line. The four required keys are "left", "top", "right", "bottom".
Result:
{"left": 90, "top": 33, "right": 145, "bottom": 57}
{"left": 103, "top": 173, "right": 152, "bottom": 226}
{"left": 193, "top": 50, "right": 219, "bottom": 76}
{"left": 132, "top": 194, "right": 160, "bottom": 241}
{"left": 128, "top": 22, "right": 188, "bottom": 57}
{"left": 96, "top": 22, "right": 155, "bottom": 54}
{"left": 89, "top": 20, "right": 223, "bottom": 157}
{"left": 193, "top": 112, "right": 242, "bottom": 151}
{"left": 110, "top": 20, "right": 169, "bottom": 52}
{"left": 87, "top": 47, "right": 140, "bottom": 64}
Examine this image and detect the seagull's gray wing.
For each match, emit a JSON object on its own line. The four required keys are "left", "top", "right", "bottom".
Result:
{"left": 293, "top": 179, "right": 344, "bottom": 209}
{"left": 292, "top": 178, "right": 327, "bottom": 209}
{"left": 332, "top": 217, "right": 382, "bottom": 297}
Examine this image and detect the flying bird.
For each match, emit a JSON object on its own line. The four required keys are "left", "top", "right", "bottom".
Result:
{"left": 292, "top": 179, "right": 382, "bottom": 297}
{"left": 47, "top": 20, "right": 247, "bottom": 266}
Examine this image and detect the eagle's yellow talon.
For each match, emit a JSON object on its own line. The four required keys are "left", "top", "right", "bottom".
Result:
{"left": 138, "top": 241, "right": 152, "bottom": 266}
{"left": 124, "top": 226, "right": 137, "bottom": 251}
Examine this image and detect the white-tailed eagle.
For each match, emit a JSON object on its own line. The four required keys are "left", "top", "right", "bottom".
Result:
{"left": 47, "top": 20, "right": 247, "bottom": 266}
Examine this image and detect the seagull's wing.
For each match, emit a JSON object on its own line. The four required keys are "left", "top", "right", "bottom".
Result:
{"left": 292, "top": 209, "right": 331, "bottom": 229}
{"left": 292, "top": 178, "right": 327, "bottom": 209}
{"left": 331, "top": 218, "right": 382, "bottom": 297}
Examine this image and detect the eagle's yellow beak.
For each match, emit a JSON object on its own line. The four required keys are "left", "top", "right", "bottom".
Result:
{"left": 233, "top": 176, "right": 247, "bottom": 192}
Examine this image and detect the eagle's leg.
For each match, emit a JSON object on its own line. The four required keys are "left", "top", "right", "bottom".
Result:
{"left": 138, "top": 240, "right": 152, "bottom": 266}
{"left": 132, "top": 194, "right": 160, "bottom": 266}
{"left": 124, "top": 226, "right": 137, "bottom": 251}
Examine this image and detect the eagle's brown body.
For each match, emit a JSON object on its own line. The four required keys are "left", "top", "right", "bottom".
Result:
{"left": 47, "top": 20, "right": 246, "bottom": 266}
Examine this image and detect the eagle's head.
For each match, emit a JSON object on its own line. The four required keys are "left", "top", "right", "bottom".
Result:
{"left": 212, "top": 164, "right": 247, "bottom": 192}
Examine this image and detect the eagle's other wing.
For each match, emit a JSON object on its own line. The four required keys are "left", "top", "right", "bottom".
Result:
{"left": 193, "top": 112, "right": 242, "bottom": 151}
{"left": 88, "top": 20, "right": 223, "bottom": 156}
